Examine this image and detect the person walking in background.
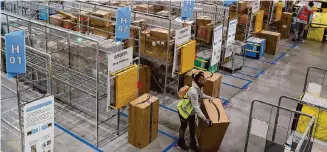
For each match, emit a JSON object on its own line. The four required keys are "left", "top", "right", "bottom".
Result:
{"left": 293, "top": 1, "right": 314, "bottom": 41}
{"left": 176, "top": 72, "right": 214, "bottom": 152}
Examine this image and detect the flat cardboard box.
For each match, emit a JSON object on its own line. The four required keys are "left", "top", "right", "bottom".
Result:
{"left": 128, "top": 94, "right": 159, "bottom": 149}
{"left": 259, "top": 30, "right": 281, "bottom": 55}
{"left": 150, "top": 28, "right": 174, "bottom": 40}
{"left": 138, "top": 65, "right": 151, "bottom": 96}
{"left": 56, "top": 10, "right": 77, "bottom": 21}
{"left": 135, "top": 4, "right": 155, "bottom": 13}
{"left": 92, "top": 25, "right": 114, "bottom": 38}
{"left": 90, "top": 10, "right": 112, "bottom": 27}
{"left": 196, "top": 98, "right": 230, "bottom": 152}
{"left": 77, "top": 10, "right": 90, "bottom": 23}
{"left": 196, "top": 16, "right": 212, "bottom": 27}
{"left": 184, "top": 69, "right": 222, "bottom": 98}
{"left": 50, "top": 14, "right": 67, "bottom": 27}
{"left": 63, "top": 19, "right": 76, "bottom": 30}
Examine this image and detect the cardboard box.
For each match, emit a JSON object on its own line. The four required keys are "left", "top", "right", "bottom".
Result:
{"left": 184, "top": 69, "right": 222, "bottom": 98}
{"left": 132, "top": 19, "right": 147, "bottom": 31}
{"left": 157, "top": 10, "right": 170, "bottom": 16}
{"left": 279, "top": 12, "right": 292, "bottom": 39}
{"left": 150, "top": 28, "right": 174, "bottom": 40}
{"left": 196, "top": 16, "right": 212, "bottom": 27}
{"left": 135, "top": 4, "right": 155, "bottom": 13}
{"left": 90, "top": 10, "right": 112, "bottom": 27}
{"left": 92, "top": 25, "right": 114, "bottom": 38}
{"left": 77, "top": 11, "right": 90, "bottom": 23}
{"left": 139, "top": 65, "right": 151, "bottom": 96}
{"left": 229, "top": 8, "right": 237, "bottom": 19}
{"left": 128, "top": 94, "right": 159, "bottom": 149}
{"left": 196, "top": 98, "right": 230, "bottom": 152}
{"left": 144, "top": 35, "right": 174, "bottom": 63}
{"left": 63, "top": 19, "right": 77, "bottom": 30}
{"left": 259, "top": 30, "right": 281, "bottom": 55}
{"left": 50, "top": 14, "right": 66, "bottom": 27}
{"left": 154, "top": 5, "right": 164, "bottom": 12}
{"left": 238, "top": 1, "right": 248, "bottom": 13}
{"left": 56, "top": 10, "right": 77, "bottom": 21}
{"left": 140, "top": 30, "right": 151, "bottom": 55}
{"left": 196, "top": 24, "right": 213, "bottom": 44}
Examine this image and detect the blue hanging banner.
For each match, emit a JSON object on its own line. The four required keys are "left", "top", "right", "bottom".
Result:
{"left": 5, "top": 30, "right": 26, "bottom": 78}
{"left": 181, "top": 0, "right": 195, "bottom": 20}
{"left": 115, "top": 7, "right": 131, "bottom": 42}
{"left": 223, "top": 0, "right": 237, "bottom": 6}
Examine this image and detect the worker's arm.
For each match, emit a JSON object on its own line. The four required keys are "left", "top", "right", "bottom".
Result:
{"left": 202, "top": 93, "right": 215, "bottom": 100}
{"left": 189, "top": 88, "right": 207, "bottom": 121}
{"left": 308, "top": 12, "right": 313, "bottom": 24}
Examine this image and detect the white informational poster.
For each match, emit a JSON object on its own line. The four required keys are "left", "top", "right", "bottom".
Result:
{"left": 24, "top": 96, "right": 54, "bottom": 152}
{"left": 175, "top": 26, "right": 191, "bottom": 46}
{"left": 107, "top": 47, "right": 133, "bottom": 74}
{"left": 107, "top": 47, "right": 133, "bottom": 111}
{"left": 172, "top": 25, "right": 192, "bottom": 77}
{"left": 251, "top": 0, "right": 260, "bottom": 14}
{"left": 211, "top": 25, "right": 223, "bottom": 66}
{"left": 225, "top": 19, "right": 237, "bottom": 58}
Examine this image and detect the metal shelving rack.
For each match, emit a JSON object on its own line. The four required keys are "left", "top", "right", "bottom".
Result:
{"left": 1, "top": 2, "right": 141, "bottom": 145}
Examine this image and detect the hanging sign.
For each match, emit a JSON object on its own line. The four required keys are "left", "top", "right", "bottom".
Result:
{"left": 5, "top": 30, "right": 26, "bottom": 78}
{"left": 181, "top": 0, "right": 195, "bottom": 19}
{"left": 172, "top": 26, "right": 191, "bottom": 77}
{"left": 115, "top": 7, "right": 131, "bottom": 42}
{"left": 225, "top": 19, "right": 237, "bottom": 58}
{"left": 107, "top": 47, "right": 133, "bottom": 74}
{"left": 24, "top": 96, "right": 54, "bottom": 152}
{"left": 251, "top": 0, "right": 260, "bottom": 14}
{"left": 211, "top": 25, "right": 223, "bottom": 66}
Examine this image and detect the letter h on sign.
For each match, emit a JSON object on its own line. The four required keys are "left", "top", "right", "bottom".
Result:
{"left": 181, "top": 0, "right": 195, "bottom": 20}
{"left": 115, "top": 7, "right": 131, "bottom": 42}
{"left": 5, "top": 30, "right": 26, "bottom": 76}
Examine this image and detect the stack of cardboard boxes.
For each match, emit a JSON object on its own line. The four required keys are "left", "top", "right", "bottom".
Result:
{"left": 196, "top": 16, "right": 213, "bottom": 44}
{"left": 90, "top": 10, "right": 114, "bottom": 38}
{"left": 234, "top": 1, "right": 249, "bottom": 41}
{"left": 279, "top": 12, "right": 293, "bottom": 39}
{"left": 140, "top": 28, "right": 175, "bottom": 63}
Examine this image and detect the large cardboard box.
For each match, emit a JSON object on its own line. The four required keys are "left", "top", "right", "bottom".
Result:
{"left": 140, "top": 30, "right": 151, "bottom": 55}
{"left": 90, "top": 10, "right": 112, "bottom": 27}
{"left": 196, "top": 16, "right": 212, "bottom": 27}
{"left": 50, "top": 14, "right": 67, "bottom": 27}
{"left": 259, "top": 30, "right": 281, "bottom": 55}
{"left": 196, "top": 98, "right": 230, "bottom": 152}
{"left": 150, "top": 28, "right": 174, "bottom": 40}
{"left": 184, "top": 69, "right": 222, "bottom": 98}
{"left": 279, "top": 12, "right": 292, "bottom": 39}
{"left": 238, "top": 1, "right": 248, "bottom": 13}
{"left": 138, "top": 65, "right": 151, "bottom": 96}
{"left": 63, "top": 19, "right": 77, "bottom": 30}
{"left": 128, "top": 94, "right": 159, "bottom": 149}
{"left": 92, "top": 25, "right": 114, "bottom": 38}
{"left": 196, "top": 24, "right": 213, "bottom": 44}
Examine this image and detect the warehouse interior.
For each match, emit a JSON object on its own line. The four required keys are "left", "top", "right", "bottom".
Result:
{"left": 1, "top": 0, "right": 327, "bottom": 152}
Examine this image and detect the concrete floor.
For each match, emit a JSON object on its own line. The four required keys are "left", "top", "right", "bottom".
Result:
{"left": 2, "top": 39, "right": 327, "bottom": 152}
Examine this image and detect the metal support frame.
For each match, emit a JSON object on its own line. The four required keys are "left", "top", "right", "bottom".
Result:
{"left": 1, "top": 8, "right": 141, "bottom": 146}
{"left": 244, "top": 100, "right": 315, "bottom": 152}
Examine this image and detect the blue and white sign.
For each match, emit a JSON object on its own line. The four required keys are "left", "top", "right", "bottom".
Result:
{"left": 5, "top": 30, "right": 26, "bottom": 76}
{"left": 181, "top": 0, "right": 195, "bottom": 20}
{"left": 24, "top": 96, "right": 54, "bottom": 152}
{"left": 115, "top": 7, "right": 131, "bottom": 42}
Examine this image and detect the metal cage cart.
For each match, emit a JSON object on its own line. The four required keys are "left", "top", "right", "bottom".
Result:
{"left": 244, "top": 100, "right": 315, "bottom": 152}
{"left": 276, "top": 96, "right": 327, "bottom": 149}
{"left": 1, "top": 8, "right": 141, "bottom": 147}
{"left": 221, "top": 40, "right": 246, "bottom": 73}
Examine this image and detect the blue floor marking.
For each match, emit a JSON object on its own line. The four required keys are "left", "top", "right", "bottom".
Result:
{"left": 162, "top": 140, "right": 178, "bottom": 152}
{"left": 243, "top": 65, "right": 263, "bottom": 71}
{"left": 272, "top": 52, "right": 286, "bottom": 64}
{"left": 235, "top": 71, "right": 257, "bottom": 78}
{"left": 241, "top": 81, "right": 252, "bottom": 90}
{"left": 221, "top": 82, "right": 243, "bottom": 89}
{"left": 54, "top": 123, "right": 104, "bottom": 152}
{"left": 255, "top": 70, "right": 265, "bottom": 78}
{"left": 160, "top": 104, "right": 178, "bottom": 113}
{"left": 218, "top": 71, "right": 251, "bottom": 82}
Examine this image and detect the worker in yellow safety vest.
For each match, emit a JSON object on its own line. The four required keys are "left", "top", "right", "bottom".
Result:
{"left": 176, "top": 72, "right": 214, "bottom": 152}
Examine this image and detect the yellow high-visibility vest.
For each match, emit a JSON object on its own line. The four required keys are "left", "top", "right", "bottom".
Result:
{"left": 177, "top": 92, "right": 194, "bottom": 119}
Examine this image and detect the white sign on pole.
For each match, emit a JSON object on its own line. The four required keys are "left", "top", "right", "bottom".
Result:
{"left": 172, "top": 26, "right": 191, "bottom": 77}
{"left": 251, "top": 0, "right": 260, "bottom": 14}
{"left": 211, "top": 25, "right": 223, "bottom": 66}
{"left": 175, "top": 26, "right": 191, "bottom": 45}
{"left": 107, "top": 47, "right": 133, "bottom": 111}
{"left": 225, "top": 19, "right": 237, "bottom": 58}
{"left": 107, "top": 47, "right": 133, "bottom": 73}
{"left": 24, "top": 96, "right": 54, "bottom": 152}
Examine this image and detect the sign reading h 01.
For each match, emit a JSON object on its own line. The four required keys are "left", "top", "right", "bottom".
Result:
{"left": 5, "top": 30, "right": 26, "bottom": 76}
